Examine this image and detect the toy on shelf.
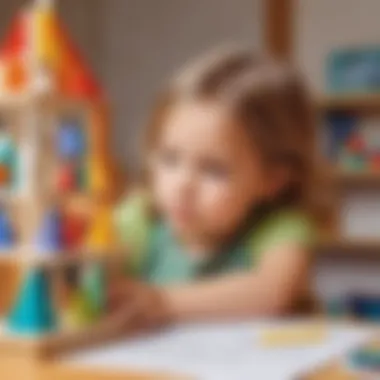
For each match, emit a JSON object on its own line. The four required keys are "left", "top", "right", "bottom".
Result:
{"left": 327, "top": 113, "right": 380, "bottom": 172}
{"left": 0, "top": 0, "right": 123, "bottom": 357}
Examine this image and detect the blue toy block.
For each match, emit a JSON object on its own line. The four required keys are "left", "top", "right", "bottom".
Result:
{"left": 0, "top": 208, "right": 14, "bottom": 249}
{"left": 37, "top": 208, "right": 63, "bottom": 252}
{"left": 7, "top": 268, "right": 57, "bottom": 334}
{"left": 58, "top": 120, "right": 86, "bottom": 160}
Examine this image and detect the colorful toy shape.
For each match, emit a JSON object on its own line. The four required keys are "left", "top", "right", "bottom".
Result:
{"left": 86, "top": 204, "right": 116, "bottom": 252}
{"left": 63, "top": 264, "right": 105, "bottom": 328}
{"left": 370, "top": 152, "right": 380, "bottom": 172}
{"left": 7, "top": 268, "right": 57, "bottom": 334}
{"left": 0, "top": 207, "right": 14, "bottom": 249}
{"left": 37, "top": 207, "right": 63, "bottom": 252}
{"left": 61, "top": 211, "right": 87, "bottom": 250}
{"left": 0, "top": 164, "right": 10, "bottom": 184}
{"left": 0, "top": 0, "right": 120, "bottom": 348}
{"left": 0, "top": 133, "right": 17, "bottom": 187}
{"left": 56, "top": 162, "right": 77, "bottom": 192}
{"left": 81, "top": 263, "right": 105, "bottom": 320}
{"left": 63, "top": 289, "right": 93, "bottom": 328}
{"left": 58, "top": 120, "right": 86, "bottom": 160}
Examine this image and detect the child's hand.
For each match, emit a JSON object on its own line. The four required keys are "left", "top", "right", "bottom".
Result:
{"left": 106, "top": 279, "right": 171, "bottom": 334}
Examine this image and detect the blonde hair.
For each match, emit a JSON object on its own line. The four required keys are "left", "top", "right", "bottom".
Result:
{"left": 145, "top": 48, "right": 329, "bottom": 225}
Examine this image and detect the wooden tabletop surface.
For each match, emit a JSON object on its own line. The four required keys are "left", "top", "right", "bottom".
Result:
{"left": 0, "top": 354, "right": 187, "bottom": 380}
{"left": 0, "top": 352, "right": 367, "bottom": 380}
{"left": 1, "top": 332, "right": 375, "bottom": 380}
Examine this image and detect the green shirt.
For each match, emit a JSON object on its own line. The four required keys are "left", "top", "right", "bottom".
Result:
{"left": 114, "top": 192, "right": 315, "bottom": 285}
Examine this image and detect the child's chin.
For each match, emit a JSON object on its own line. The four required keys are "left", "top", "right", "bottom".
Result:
{"left": 170, "top": 219, "right": 197, "bottom": 235}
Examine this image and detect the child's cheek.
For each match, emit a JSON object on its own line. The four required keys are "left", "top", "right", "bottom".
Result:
{"left": 152, "top": 170, "right": 176, "bottom": 212}
{"left": 198, "top": 179, "right": 234, "bottom": 219}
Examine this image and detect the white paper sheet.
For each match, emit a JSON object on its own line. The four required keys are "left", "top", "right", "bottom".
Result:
{"left": 64, "top": 320, "right": 372, "bottom": 380}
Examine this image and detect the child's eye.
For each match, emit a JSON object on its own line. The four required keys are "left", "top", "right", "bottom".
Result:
{"left": 200, "top": 160, "right": 230, "bottom": 180}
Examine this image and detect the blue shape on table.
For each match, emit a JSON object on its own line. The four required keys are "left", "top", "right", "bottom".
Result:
{"left": 7, "top": 268, "right": 57, "bottom": 334}
{"left": 37, "top": 208, "right": 63, "bottom": 252}
{"left": 0, "top": 208, "right": 14, "bottom": 249}
{"left": 58, "top": 121, "right": 86, "bottom": 160}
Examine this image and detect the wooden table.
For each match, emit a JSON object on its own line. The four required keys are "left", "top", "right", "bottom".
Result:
{"left": 0, "top": 326, "right": 375, "bottom": 380}
{"left": 0, "top": 353, "right": 185, "bottom": 380}
{"left": 306, "top": 363, "right": 358, "bottom": 380}
{"left": 0, "top": 351, "right": 368, "bottom": 380}
{"left": 1, "top": 354, "right": 367, "bottom": 380}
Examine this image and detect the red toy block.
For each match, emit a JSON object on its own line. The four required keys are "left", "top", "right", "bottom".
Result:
{"left": 346, "top": 135, "right": 365, "bottom": 153}
{"left": 57, "top": 163, "right": 76, "bottom": 192}
{"left": 370, "top": 153, "right": 380, "bottom": 172}
{"left": 62, "top": 212, "right": 87, "bottom": 250}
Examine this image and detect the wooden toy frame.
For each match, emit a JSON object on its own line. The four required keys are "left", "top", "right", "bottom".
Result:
{"left": 0, "top": 0, "right": 126, "bottom": 358}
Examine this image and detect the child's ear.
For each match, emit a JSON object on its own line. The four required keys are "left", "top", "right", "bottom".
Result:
{"left": 265, "top": 165, "right": 293, "bottom": 200}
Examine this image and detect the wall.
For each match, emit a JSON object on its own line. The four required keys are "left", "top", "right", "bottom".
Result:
{"left": 58, "top": 0, "right": 263, "bottom": 170}
{"left": 295, "top": 0, "right": 380, "bottom": 301}
{"left": 100, "top": 0, "right": 263, "bottom": 169}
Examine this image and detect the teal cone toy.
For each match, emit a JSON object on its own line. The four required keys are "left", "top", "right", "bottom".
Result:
{"left": 7, "top": 268, "right": 57, "bottom": 334}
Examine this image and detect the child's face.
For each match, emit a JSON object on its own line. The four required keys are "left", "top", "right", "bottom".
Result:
{"left": 150, "top": 100, "right": 273, "bottom": 240}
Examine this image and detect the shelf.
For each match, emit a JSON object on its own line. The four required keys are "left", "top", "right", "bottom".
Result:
{"left": 333, "top": 171, "right": 380, "bottom": 187}
{"left": 0, "top": 92, "right": 91, "bottom": 112}
{"left": 316, "top": 238, "right": 380, "bottom": 256}
{"left": 318, "top": 94, "right": 380, "bottom": 112}
{"left": 0, "top": 93, "right": 32, "bottom": 111}
{"left": 0, "top": 248, "right": 126, "bottom": 269}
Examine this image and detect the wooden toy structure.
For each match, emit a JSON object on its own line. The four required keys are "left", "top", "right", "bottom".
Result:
{"left": 0, "top": 0, "right": 124, "bottom": 357}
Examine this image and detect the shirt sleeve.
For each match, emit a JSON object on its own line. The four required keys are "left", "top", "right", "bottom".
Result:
{"left": 113, "top": 191, "right": 152, "bottom": 273}
{"left": 247, "top": 210, "right": 316, "bottom": 263}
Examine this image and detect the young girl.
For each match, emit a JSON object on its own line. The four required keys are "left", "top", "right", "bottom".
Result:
{"left": 110, "top": 48, "right": 322, "bottom": 330}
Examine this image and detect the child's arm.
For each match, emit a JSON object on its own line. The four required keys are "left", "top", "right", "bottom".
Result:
{"left": 160, "top": 244, "right": 309, "bottom": 321}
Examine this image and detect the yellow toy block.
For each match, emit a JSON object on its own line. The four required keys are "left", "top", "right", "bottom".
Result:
{"left": 87, "top": 156, "right": 110, "bottom": 197}
{"left": 85, "top": 204, "right": 116, "bottom": 252}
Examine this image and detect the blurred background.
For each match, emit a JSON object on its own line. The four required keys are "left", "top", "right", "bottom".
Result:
{"left": 0, "top": 0, "right": 379, "bottom": 320}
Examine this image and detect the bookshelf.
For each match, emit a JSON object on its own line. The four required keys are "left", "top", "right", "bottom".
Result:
{"left": 318, "top": 94, "right": 380, "bottom": 255}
